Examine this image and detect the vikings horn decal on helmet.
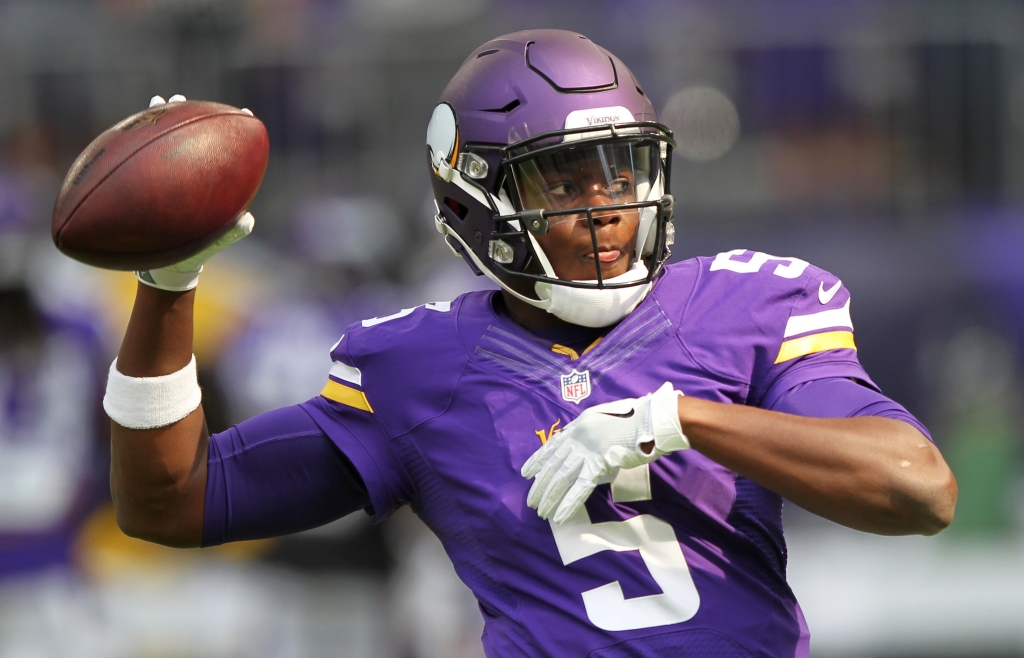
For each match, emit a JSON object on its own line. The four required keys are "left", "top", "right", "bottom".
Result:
{"left": 427, "top": 29, "right": 677, "bottom": 328}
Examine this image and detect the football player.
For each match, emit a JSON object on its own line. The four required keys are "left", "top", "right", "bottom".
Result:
{"left": 105, "top": 31, "right": 956, "bottom": 656}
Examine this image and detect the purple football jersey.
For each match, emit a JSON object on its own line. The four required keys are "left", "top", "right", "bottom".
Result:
{"left": 300, "top": 251, "right": 882, "bottom": 657}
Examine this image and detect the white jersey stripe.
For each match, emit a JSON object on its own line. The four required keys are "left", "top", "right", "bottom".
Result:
{"left": 329, "top": 361, "right": 363, "bottom": 387}
{"left": 783, "top": 299, "right": 853, "bottom": 338}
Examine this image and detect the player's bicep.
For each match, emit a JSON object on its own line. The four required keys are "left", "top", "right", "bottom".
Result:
{"left": 202, "top": 405, "right": 370, "bottom": 547}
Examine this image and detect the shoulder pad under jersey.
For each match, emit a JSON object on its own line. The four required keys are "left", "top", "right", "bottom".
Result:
{"left": 681, "top": 249, "right": 860, "bottom": 401}
{"left": 322, "top": 296, "right": 473, "bottom": 437}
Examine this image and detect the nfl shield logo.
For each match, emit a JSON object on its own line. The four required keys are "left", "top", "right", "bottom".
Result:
{"left": 560, "top": 369, "right": 592, "bottom": 404}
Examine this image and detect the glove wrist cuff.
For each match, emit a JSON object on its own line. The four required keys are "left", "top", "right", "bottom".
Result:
{"left": 650, "top": 383, "right": 689, "bottom": 454}
{"left": 137, "top": 265, "right": 203, "bottom": 292}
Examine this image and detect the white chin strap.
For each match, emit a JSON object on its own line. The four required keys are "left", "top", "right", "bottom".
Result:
{"left": 521, "top": 225, "right": 652, "bottom": 328}
{"left": 535, "top": 261, "right": 652, "bottom": 328}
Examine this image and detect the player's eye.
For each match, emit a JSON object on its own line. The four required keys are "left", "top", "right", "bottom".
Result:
{"left": 606, "top": 178, "right": 631, "bottom": 196}
{"left": 546, "top": 182, "right": 579, "bottom": 204}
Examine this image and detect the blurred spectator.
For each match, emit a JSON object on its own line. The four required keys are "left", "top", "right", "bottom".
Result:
{"left": 0, "top": 173, "right": 107, "bottom": 577}
{"left": 0, "top": 171, "right": 107, "bottom": 655}
{"left": 293, "top": 195, "right": 401, "bottom": 272}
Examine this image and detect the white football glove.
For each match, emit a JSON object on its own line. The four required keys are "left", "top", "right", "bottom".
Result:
{"left": 521, "top": 382, "right": 689, "bottom": 524}
{"left": 136, "top": 211, "right": 254, "bottom": 291}
{"left": 149, "top": 94, "right": 187, "bottom": 107}
{"left": 136, "top": 94, "right": 255, "bottom": 292}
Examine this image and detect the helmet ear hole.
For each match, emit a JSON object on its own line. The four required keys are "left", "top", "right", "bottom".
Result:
{"left": 444, "top": 197, "right": 469, "bottom": 221}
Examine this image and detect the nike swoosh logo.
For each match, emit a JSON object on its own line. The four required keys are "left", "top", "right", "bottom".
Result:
{"left": 818, "top": 280, "right": 842, "bottom": 304}
{"left": 599, "top": 409, "right": 635, "bottom": 419}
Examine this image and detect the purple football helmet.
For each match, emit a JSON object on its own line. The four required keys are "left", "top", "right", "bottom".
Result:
{"left": 427, "top": 29, "right": 676, "bottom": 321}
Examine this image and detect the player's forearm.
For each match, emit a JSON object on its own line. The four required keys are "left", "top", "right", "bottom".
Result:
{"left": 110, "top": 283, "right": 207, "bottom": 547}
{"left": 677, "top": 397, "right": 957, "bottom": 536}
{"left": 116, "top": 283, "right": 195, "bottom": 376}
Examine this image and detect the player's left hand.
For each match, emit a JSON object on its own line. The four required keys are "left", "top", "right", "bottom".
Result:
{"left": 521, "top": 382, "right": 689, "bottom": 524}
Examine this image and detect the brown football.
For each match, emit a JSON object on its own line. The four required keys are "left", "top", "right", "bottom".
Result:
{"left": 52, "top": 100, "right": 269, "bottom": 270}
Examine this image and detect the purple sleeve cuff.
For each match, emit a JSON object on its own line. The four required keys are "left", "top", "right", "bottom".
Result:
{"left": 202, "top": 405, "right": 371, "bottom": 547}
{"left": 759, "top": 350, "right": 879, "bottom": 409}
{"left": 766, "top": 377, "right": 932, "bottom": 441}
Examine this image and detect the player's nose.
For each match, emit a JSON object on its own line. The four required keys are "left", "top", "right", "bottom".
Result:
{"left": 588, "top": 203, "right": 621, "bottom": 228}
{"left": 580, "top": 187, "right": 621, "bottom": 226}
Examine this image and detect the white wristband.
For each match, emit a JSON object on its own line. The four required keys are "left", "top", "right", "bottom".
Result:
{"left": 103, "top": 356, "right": 202, "bottom": 429}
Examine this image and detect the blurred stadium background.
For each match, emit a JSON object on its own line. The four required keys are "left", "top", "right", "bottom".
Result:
{"left": 1, "top": 0, "right": 1024, "bottom": 656}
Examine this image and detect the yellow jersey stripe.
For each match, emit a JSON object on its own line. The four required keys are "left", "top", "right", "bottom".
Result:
{"left": 581, "top": 337, "right": 603, "bottom": 356}
{"left": 775, "top": 331, "right": 856, "bottom": 364}
{"left": 320, "top": 379, "right": 374, "bottom": 413}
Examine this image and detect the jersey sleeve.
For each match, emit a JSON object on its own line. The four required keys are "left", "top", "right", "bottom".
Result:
{"left": 298, "top": 330, "right": 415, "bottom": 522}
{"left": 203, "top": 405, "right": 371, "bottom": 547}
{"left": 766, "top": 377, "right": 932, "bottom": 441}
{"left": 757, "top": 262, "right": 879, "bottom": 404}
{"left": 684, "top": 251, "right": 878, "bottom": 406}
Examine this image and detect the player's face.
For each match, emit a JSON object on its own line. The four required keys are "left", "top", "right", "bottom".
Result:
{"left": 513, "top": 143, "right": 651, "bottom": 281}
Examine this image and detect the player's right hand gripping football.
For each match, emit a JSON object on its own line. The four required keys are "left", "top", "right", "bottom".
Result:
{"left": 521, "top": 383, "right": 690, "bottom": 524}
{"left": 135, "top": 94, "right": 256, "bottom": 292}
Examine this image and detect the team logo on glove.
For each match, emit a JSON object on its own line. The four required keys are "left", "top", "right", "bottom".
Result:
{"left": 560, "top": 369, "right": 592, "bottom": 404}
